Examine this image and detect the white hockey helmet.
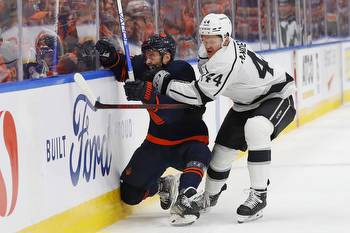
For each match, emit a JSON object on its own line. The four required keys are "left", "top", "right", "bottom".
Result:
{"left": 199, "top": 13, "right": 232, "bottom": 38}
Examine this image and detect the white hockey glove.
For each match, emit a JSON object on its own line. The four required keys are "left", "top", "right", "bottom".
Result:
{"left": 152, "top": 70, "right": 172, "bottom": 95}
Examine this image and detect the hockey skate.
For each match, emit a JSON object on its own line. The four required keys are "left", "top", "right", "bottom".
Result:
{"left": 169, "top": 187, "right": 202, "bottom": 226}
{"left": 198, "top": 183, "right": 227, "bottom": 213}
{"left": 236, "top": 188, "right": 267, "bottom": 223}
{"left": 208, "top": 183, "right": 227, "bottom": 207}
{"left": 158, "top": 175, "right": 178, "bottom": 210}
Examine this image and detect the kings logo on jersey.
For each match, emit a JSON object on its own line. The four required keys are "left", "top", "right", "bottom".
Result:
{"left": 236, "top": 41, "right": 247, "bottom": 63}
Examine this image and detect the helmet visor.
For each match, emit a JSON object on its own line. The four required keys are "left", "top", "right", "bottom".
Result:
{"left": 201, "top": 35, "right": 222, "bottom": 48}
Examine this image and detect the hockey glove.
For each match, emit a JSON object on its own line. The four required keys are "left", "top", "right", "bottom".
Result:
{"left": 124, "top": 80, "right": 156, "bottom": 103}
{"left": 95, "top": 38, "right": 119, "bottom": 68}
{"left": 152, "top": 70, "right": 172, "bottom": 95}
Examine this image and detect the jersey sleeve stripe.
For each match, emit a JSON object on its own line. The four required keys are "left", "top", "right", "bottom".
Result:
{"left": 169, "top": 89, "right": 198, "bottom": 100}
{"left": 194, "top": 81, "right": 214, "bottom": 104}
{"left": 234, "top": 73, "right": 294, "bottom": 106}
{"left": 161, "top": 75, "right": 172, "bottom": 95}
{"left": 213, "top": 42, "right": 238, "bottom": 96}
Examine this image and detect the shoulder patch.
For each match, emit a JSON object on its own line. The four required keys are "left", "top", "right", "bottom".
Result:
{"left": 235, "top": 41, "right": 247, "bottom": 64}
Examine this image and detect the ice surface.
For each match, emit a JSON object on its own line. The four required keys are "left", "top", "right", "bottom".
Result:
{"left": 102, "top": 104, "right": 350, "bottom": 233}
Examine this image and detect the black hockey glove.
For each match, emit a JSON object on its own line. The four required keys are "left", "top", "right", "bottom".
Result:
{"left": 95, "top": 38, "right": 119, "bottom": 68}
{"left": 152, "top": 70, "right": 172, "bottom": 95}
{"left": 124, "top": 80, "right": 156, "bottom": 103}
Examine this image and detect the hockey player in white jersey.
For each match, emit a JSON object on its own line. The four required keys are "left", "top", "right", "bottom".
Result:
{"left": 149, "top": 13, "right": 296, "bottom": 223}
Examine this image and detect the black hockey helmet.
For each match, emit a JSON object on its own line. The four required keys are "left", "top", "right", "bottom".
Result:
{"left": 141, "top": 32, "right": 176, "bottom": 61}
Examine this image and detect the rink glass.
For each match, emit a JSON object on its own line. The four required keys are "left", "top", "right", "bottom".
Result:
{"left": 1, "top": 0, "right": 350, "bottom": 83}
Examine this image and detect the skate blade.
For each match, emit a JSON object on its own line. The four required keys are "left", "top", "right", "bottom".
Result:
{"left": 170, "top": 213, "right": 198, "bottom": 226}
{"left": 237, "top": 210, "right": 263, "bottom": 224}
{"left": 199, "top": 207, "right": 211, "bottom": 214}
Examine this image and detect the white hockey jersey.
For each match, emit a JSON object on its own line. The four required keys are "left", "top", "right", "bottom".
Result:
{"left": 165, "top": 37, "right": 296, "bottom": 111}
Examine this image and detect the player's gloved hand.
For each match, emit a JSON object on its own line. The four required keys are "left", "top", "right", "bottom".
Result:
{"left": 95, "top": 38, "right": 119, "bottom": 68}
{"left": 124, "top": 80, "right": 156, "bottom": 103}
{"left": 152, "top": 70, "right": 172, "bottom": 95}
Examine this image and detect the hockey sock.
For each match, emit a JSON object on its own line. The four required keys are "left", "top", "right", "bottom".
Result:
{"left": 179, "top": 165, "right": 204, "bottom": 192}
{"left": 247, "top": 150, "right": 271, "bottom": 190}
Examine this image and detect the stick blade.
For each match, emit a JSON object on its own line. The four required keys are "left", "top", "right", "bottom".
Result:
{"left": 74, "top": 73, "right": 98, "bottom": 105}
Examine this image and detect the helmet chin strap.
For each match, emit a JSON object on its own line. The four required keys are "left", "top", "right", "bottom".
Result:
{"left": 221, "top": 34, "right": 230, "bottom": 47}
{"left": 160, "top": 52, "right": 172, "bottom": 67}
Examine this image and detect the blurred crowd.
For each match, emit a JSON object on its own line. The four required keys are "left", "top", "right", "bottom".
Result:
{"left": 1, "top": 0, "right": 350, "bottom": 84}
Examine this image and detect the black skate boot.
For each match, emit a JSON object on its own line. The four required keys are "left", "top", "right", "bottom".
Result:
{"left": 236, "top": 188, "right": 267, "bottom": 223}
{"left": 170, "top": 187, "right": 201, "bottom": 226}
{"left": 158, "top": 175, "right": 178, "bottom": 210}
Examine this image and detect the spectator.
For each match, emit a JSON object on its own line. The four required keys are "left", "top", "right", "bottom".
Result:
{"left": 126, "top": 0, "right": 155, "bottom": 43}
{"left": 56, "top": 52, "right": 78, "bottom": 75}
{"left": 124, "top": 13, "right": 143, "bottom": 56}
{"left": 101, "top": 0, "right": 117, "bottom": 18}
{"left": 277, "top": 0, "right": 300, "bottom": 47}
{"left": 0, "top": 37, "right": 17, "bottom": 83}
{"left": 0, "top": 55, "right": 14, "bottom": 83}
{"left": 234, "top": 0, "right": 259, "bottom": 42}
{"left": 23, "top": 30, "right": 63, "bottom": 79}
{"left": 159, "top": 0, "right": 198, "bottom": 59}
{"left": 1, "top": 0, "right": 17, "bottom": 29}
{"left": 100, "top": 14, "right": 119, "bottom": 38}
{"left": 125, "top": 13, "right": 139, "bottom": 46}
{"left": 338, "top": 0, "right": 349, "bottom": 37}
{"left": 99, "top": 13, "right": 141, "bottom": 56}
{"left": 22, "top": 0, "right": 39, "bottom": 26}
{"left": 325, "top": 0, "right": 338, "bottom": 37}
{"left": 177, "top": 36, "right": 196, "bottom": 60}
{"left": 200, "top": 0, "right": 232, "bottom": 18}
{"left": 311, "top": 0, "right": 326, "bottom": 41}
{"left": 163, "top": 19, "right": 182, "bottom": 40}
{"left": 75, "top": 38, "right": 97, "bottom": 72}
{"left": 58, "top": 5, "right": 79, "bottom": 53}
{"left": 182, "top": 7, "right": 196, "bottom": 37}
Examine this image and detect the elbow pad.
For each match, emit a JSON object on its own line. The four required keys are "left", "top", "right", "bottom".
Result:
{"left": 152, "top": 70, "right": 172, "bottom": 95}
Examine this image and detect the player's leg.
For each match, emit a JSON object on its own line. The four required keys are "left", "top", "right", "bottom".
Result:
{"left": 237, "top": 95, "right": 296, "bottom": 223}
{"left": 203, "top": 108, "right": 246, "bottom": 208}
{"left": 169, "top": 141, "right": 211, "bottom": 226}
{"left": 120, "top": 141, "right": 167, "bottom": 205}
{"left": 236, "top": 115, "right": 273, "bottom": 223}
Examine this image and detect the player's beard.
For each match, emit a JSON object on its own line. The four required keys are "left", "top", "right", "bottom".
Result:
{"left": 148, "top": 63, "right": 163, "bottom": 70}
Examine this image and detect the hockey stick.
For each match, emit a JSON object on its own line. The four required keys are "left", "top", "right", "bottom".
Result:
{"left": 73, "top": 73, "right": 189, "bottom": 109}
{"left": 116, "top": 0, "right": 135, "bottom": 81}
{"left": 75, "top": 3, "right": 188, "bottom": 109}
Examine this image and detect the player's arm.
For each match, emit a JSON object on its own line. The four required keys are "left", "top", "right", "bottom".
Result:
{"left": 152, "top": 62, "right": 235, "bottom": 105}
{"left": 152, "top": 73, "right": 208, "bottom": 105}
{"left": 96, "top": 38, "right": 153, "bottom": 83}
{"left": 153, "top": 40, "right": 245, "bottom": 105}
{"left": 95, "top": 38, "right": 129, "bottom": 82}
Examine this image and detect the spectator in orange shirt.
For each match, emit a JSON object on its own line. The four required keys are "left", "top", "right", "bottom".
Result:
{"left": 126, "top": 0, "right": 155, "bottom": 43}
{"left": 0, "top": 34, "right": 18, "bottom": 83}
{"left": 200, "top": 0, "right": 227, "bottom": 16}
{"left": 58, "top": 5, "right": 79, "bottom": 53}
